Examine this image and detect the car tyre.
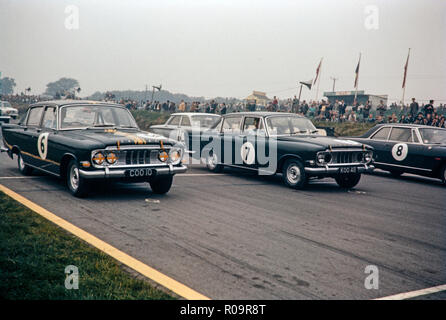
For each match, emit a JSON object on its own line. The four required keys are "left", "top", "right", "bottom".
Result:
{"left": 335, "top": 173, "right": 361, "bottom": 189}
{"left": 149, "top": 175, "right": 173, "bottom": 194}
{"left": 282, "top": 158, "right": 307, "bottom": 189}
{"left": 67, "top": 159, "right": 88, "bottom": 197}
{"left": 441, "top": 164, "right": 446, "bottom": 186}
{"left": 206, "top": 150, "right": 223, "bottom": 173}
{"left": 17, "top": 152, "right": 33, "bottom": 175}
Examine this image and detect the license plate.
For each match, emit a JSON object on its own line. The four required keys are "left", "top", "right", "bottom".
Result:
{"left": 339, "top": 167, "right": 357, "bottom": 174}
{"left": 125, "top": 168, "right": 153, "bottom": 178}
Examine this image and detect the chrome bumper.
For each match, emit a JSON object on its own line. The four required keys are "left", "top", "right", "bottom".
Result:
{"left": 79, "top": 164, "right": 187, "bottom": 179}
{"left": 305, "top": 164, "right": 375, "bottom": 175}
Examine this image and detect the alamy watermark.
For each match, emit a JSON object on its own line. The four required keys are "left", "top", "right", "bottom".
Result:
{"left": 65, "top": 265, "right": 79, "bottom": 289}
{"left": 364, "top": 265, "right": 379, "bottom": 289}
{"left": 364, "top": 5, "right": 379, "bottom": 30}
{"left": 64, "top": 5, "right": 79, "bottom": 30}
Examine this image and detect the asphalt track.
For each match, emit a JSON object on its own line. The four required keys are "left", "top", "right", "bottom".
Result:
{"left": 0, "top": 139, "right": 445, "bottom": 299}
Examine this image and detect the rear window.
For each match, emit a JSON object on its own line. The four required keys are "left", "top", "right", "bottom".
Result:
{"left": 27, "top": 107, "right": 44, "bottom": 126}
{"left": 222, "top": 116, "right": 242, "bottom": 133}
{"left": 371, "top": 127, "right": 390, "bottom": 140}
{"left": 168, "top": 116, "right": 181, "bottom": 126}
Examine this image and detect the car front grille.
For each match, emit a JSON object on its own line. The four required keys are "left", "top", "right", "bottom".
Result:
{"left": 116, "top": 148, "right": 167, "bottom": 166}
{"left": 330, "top": 150, "right": 363, "bottom": 165}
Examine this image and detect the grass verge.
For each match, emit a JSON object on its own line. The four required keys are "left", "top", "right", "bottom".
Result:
{"left": 0, "top": 191, "right": 174, "bottom": 300}
{"left": 129, "top": 110, "right": 376, "bottom": 137}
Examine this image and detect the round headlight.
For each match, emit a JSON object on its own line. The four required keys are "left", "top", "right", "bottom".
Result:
{"left": 364, "top": 151, "right": 373, "bottom": 163}
{"left": 92, "top": 152, "right": 105, "bottom": 165}
{"left": 317, "top": 152, "right": 331, "bottom": 164}
{"left": 158, "top": 151, "right": 169, "bottom": 162}
{"left": 106, "top": 152, "right": 117, "bottom": 164}
{"left": 169, "top": 149, "right": 182, "bottom": 164}
{"left": 317, "top": 153, "right": 326, "bottom": 164}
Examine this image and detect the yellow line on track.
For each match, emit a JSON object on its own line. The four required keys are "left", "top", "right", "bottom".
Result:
{"left": 0, "top": 183, "right": 210, "bottom": 300}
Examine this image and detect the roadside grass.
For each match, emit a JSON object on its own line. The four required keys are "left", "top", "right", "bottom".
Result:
{"left": 128, "top": 110, "right": 375, "bottom": 137}
{"left": 0, "top": 192, "right": 174, "bottom": 300}
{"left": 131, "top": 110, "right": 170, "bottom": 131}
{"left": 313, "top": 121, "right": 376, "bottom": 137}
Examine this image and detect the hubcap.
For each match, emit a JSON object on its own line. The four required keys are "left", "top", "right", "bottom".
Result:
{"left": 19, "top": 155, "right": 25, "bottom": 170}
{"left": 287, "top": 165, "right": 301, "bottom": 184}
{"left": 70, "top": 165, "right": 79, "bottom": 190}
{"left": 207, "top": 152, "right": 217, "bottom": 169}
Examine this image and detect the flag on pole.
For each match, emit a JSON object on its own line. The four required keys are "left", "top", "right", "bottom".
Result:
{"left": 300, "top": 80, "right": 313, "bottom": 90}
{"left": 354, "top": 53, "right": 361, "bottom": 88}
{"left": 313, "top": 58, "right": 322, "bottom": 85}
{"left": 402, "top": 48, "right": 410, "bottom": 88}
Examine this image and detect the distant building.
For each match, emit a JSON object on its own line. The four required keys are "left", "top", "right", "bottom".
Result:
{"left": 323, "top": 90, "right": 388, "bottom": 109}
{"left": 245, "top": 91, "right": 270, "bottom": 106}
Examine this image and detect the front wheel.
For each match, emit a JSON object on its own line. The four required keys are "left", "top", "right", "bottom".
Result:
{"left": 67, "top": 159, "right": 89, "bottom": 197}
{"left": 149, "top": 175, "right": 173, "bottom": 194}
{"left": 440, "top": 165, "right": 446, "bottom": 186}
{"left": 17, "top": 152, "right": 33, "bottom": 175}
{"left": 206, "top": 150, "right": 223, "bottom": 173}
{"left": 282, "top": 158, "right": 307, "bottom": 189}
{"left": 335, "top": 173, "right": 361, "bottom": 189}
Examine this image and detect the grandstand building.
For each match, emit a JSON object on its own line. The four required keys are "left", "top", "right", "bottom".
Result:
{"left": 323, "top": 90, "right": 388, "bottom": 109}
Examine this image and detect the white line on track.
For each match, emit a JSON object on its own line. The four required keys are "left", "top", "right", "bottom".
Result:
{"left": 374, "top": 284, "right": 446, "bottom": 300}
{"left": 0, "top": 174, "right": 223, "bottom": 179}
{"left": 176, "top": 173, "right": 225, "bottom": 176}
{"left": 0, "top": 176, "right": 40, "bottom": 179}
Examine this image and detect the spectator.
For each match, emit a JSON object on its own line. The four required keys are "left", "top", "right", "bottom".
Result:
{"left": 423, "top": 100, "right": 435, "bottom": 116}
{"left": 377, "top": 100, "right": 386, "bottom": 117}
{"left": 409, "top": 98, "right": 419, "bottom": 117}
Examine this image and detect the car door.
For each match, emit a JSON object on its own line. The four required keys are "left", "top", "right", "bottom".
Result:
{"left": 37, "top": 106, "right": 59, "bottom": 174}
{"left": 21, "top": 106, "right": 45, "bottom": 167}
{"left": 179, "top": 115, "right": 191, "bottom": 148}
{"left": 366, "top": 126, "right": 392, "bottom": 166}
{"left": 387, "top": 127, "right": 435, "bottom": 173}
{"left": 238, "top": 116, "right": 267, "bottom": 170}
{"left": 220, "top": 115, "right": 243, "bottom": 165}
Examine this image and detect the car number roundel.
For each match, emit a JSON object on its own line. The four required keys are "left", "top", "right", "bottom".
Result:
{"left": 37, "top": 132, "right": 50, "bottom": 160}
{"left": 241, "top": 142, "right": 255, "bottom": 165}
{"left": 391, "top": 143, "right": 408, "bottom": 161}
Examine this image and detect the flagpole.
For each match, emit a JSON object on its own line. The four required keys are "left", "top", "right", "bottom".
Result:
{"left": 401, "top": 48, "right": 411, "bottom": 108}
{"left": 353, "top": 53, "right": 361, "bottom": 106}
{"left": 315, "top": 58, "right": 323, "bottom": 101}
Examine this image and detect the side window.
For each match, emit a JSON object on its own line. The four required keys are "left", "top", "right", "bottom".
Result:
{"left": 42, "top": 107, "right": 57, "bottom": 129}
{"left": 389, "top": 127, "right": 411, "bottom": 142}
{"left": 27, "top": 107, "right": 44, "bottom": 127}
{"left": 181, "top": 116, "right": 191, "bottom": 127}
{"left": 222, "top": 116, "right": 242, "bottom": 134}
{"left": 243, "top": 117, "right": 265, "bottom": 135}
{"left": 168, "top": 116, "right": 181, "bottom": 126}
{"left": 370, "top": 127, "right": 390, "bottom": 140}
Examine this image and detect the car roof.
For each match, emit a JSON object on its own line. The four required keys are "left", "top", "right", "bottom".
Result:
{"left": 223, "top": 112, "right": 305, "bottom": 118}
{"left": 170, "top": 112, "right": 221, "bottom": 116}
{"left": 29, "top": 100, "right": 124, "bottom": 108}
{"left": 371, "top": 123, "right": 443, "bottom": 129}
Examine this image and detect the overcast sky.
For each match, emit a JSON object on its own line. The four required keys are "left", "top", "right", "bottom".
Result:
{"left": 1, "top": 0, "right": 445, "bottom": 103}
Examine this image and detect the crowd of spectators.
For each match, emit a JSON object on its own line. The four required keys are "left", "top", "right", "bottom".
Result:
{"left": 0, "top": 94, "right": 47, "bottom": 104}
{"left": 2, "top": 92, "right": 445, "bottom": 129}
{"left": 125, "top": 96, "right": 446, "bottom": 129}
